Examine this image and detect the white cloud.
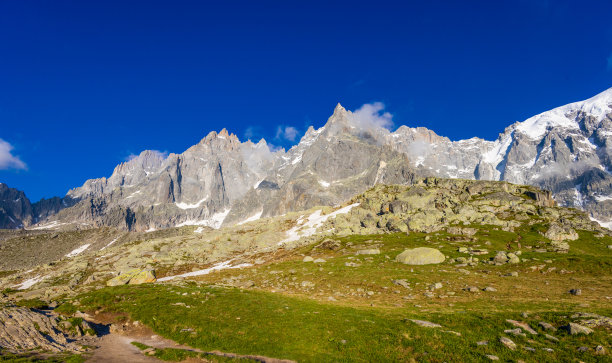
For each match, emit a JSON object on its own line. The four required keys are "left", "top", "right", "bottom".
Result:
{"left": 0, "top": 139, "right": 27, "bottom": 170}
{"left": 275, "top": 126, "right": 300, "bottom": 142}
{"left": 349, "top": 102, "right": 393, "bottom": 130}
{"left": 124, "top": 150, "right": 168, "bottom": 162}
{"left": 244, "top": 126, "right": 258, "bottom": 140}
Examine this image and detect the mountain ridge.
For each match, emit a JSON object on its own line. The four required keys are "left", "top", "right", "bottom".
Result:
{"left": 3, "top": 87, "right": 612, "bottom": 230}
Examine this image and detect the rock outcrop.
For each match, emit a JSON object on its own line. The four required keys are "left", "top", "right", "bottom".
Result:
{"left": 0, "top": 307, "right": 92, "bottom": 353}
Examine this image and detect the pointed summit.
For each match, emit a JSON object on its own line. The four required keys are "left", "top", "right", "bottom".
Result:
{"left": 333, "top": 103, "right": 347, "bottom": 115}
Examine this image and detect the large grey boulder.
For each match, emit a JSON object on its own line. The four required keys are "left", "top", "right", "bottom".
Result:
{"left": 395, "top": 247, "right": 445, "bottom": 265}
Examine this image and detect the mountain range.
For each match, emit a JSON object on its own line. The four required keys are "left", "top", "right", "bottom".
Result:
{"left": 2, "top": 87, "right": 611, "bottom": 231}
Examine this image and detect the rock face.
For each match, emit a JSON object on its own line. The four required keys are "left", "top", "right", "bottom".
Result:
{"left": 0, "top": 183, "right": 32, "bottom": 228}
{"left": 0, "top": 183, "right": 76, "bottom": 229}
{"left": 16, "top": 87, "right": 612, "bottom": 231}
{"left": 0, "top": 307, "right": 89, "bottom": 353}
{"left": 395, "top": 247, "right": 445, "bottom": 265}
{"left": 40, "top": 105, "right": 416, "bottom": 231}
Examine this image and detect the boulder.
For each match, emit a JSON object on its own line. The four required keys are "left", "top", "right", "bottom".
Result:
{"left": 499, "top": 336, "right": 516, "bottom": 350}
{"left": 563, "top": 322, "right": 593, "bottom": 335}
{"left": 128, "top": 269, "right": 157, "bottom": 285}
{"left": 544, "top": 224, "right": 579, "bottom": 241}
{"left": 356, "top": 249, "right": 380, "bottom": 255}
{"left": 395, "top": 247, "right": 445, "bottom": 265}
{"left": 106, "top": 268, "right": 156, "bottom": 286}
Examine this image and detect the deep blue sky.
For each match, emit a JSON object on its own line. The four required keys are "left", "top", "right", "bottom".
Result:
{"left": 1, "top": 0, "right": 612, "bottom": 202}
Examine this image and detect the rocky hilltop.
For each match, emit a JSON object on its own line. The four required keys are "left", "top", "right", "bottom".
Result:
{"left": 5, "top": 87, "right": 611, "bottom": 231}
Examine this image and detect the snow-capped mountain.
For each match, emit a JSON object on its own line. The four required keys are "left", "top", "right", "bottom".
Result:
{"left": 18, "top": 86, "right": 612, "bottom": 231}
{"left": 387, "top": 87, "right": 612, "bottom": 227}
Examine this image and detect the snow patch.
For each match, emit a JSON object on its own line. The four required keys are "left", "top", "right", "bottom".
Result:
{"left": 516, "top": 88, "right": 612, "bottom": 140}
{"left": 175, "top": 197, "right": 208, "bottom": 210}
{"left": 101, "top": 237, "right": 119, "bottom": 250}
{"left": 14, "top": 276, "right": 47, "bottom": 290}
{"left": 125, "top": 190, "right": 142, "bottom": 199}
{"left": 194, "top": 226, "right": 205, "bottom": 233}
{"left": 237, "top": 210, "right": 263, "bottom": 225}
{"left": 29, "top": 221, "right": 66, "bottom": 230}
{"left": 66, "top": 244, "right": 91, "bottom": 258}
{"left": 279, "top": 203, "right": 360, "bottom": 245}
{"left": 318, "top": 180, "right": 330, "bottom": 188}
{"left": 157, "top": 260, "right": 252, "bottom": 282}
{"left": 176, "top": 208, "right": 231, "bottom": 229}
{"left": 292, "top": 154, "right": 302, "bottom": 165}
{"left": 482, "top": 133, "right": 512, "bottom": 166}
{"left": 594, "top": 194, "right": 612, "bottom": 202}
{"left": 590, "top": 216, "right": 612, "bottom": 230}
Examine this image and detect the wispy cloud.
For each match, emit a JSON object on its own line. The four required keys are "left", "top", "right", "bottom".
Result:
{"left": 244, "top": 126, "right": 259, "bottom": 140}
{"left": 275, "top": 126, "right": 300, "bottom": 142}
{"left": 124, "top": 150, "right": 168, "bottom": 162}
{"left": 0, "top": 138, "right": 27, "bottom": 170}
{"left": 349, "top": 102, "right": 394, "bottom": 130}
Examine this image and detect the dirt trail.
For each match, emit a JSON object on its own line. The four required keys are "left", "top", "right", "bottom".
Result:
{"left": 86, "top": 333, "right": 161, "bottom": 363}
{"left": 84, "top": 315, "right": 295, "bottom": 363}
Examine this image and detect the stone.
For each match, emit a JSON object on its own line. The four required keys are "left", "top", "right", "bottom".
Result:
{"left": 300, "top": 281, "right": 314, "bottom": 288}
{"left": 356, "top": 249, "right": 380, "bottom": 255}
{"left": 302, "top": 256, "right": 314, "bottom": 262}
{"left": 544, "top": 334, "right": 559, "bottom": 342}
{"left": 316, "top": 239, "right": 342, "bottom": 250}
{"left": 499, "top": 337, "right": 516, "bottom": 350}
{"left": 504, "top": 328, "right": 525, "bottom": 337}
{"left": 483, "top": 286, "right": 497, "bottom": 292}
{"left": 465, "top": 286, "right": 479, "bottom": 293}
{"left": 409, "top": 319, "right": 441, "bottom": 328}
{"left": 505, "top": 271, "right": 519, "bottom": 277}
{"left": 485, "top": 355, "right": 499, "bottom": 361}
{"left": 538, "top": 322, "right": 557, "bottom": 331}
{"left": 476, "top": 341, "right": 488, "bottom": 346}
{"left": 395, "top": 247, "right": 445, "bottom": 265}
{"left": 507, "top": 253, "right": 520, "bottom": 264}
{"left": 313, "top": 258, "right": 326, "bottom": 263}
{"left": 506, "top": 320, "right": 537, "bottom": 335}
{"left": 595, "top": 345, "right": 606, "bottom": 355}
{"left": 432, "top": 282, "right": 443, "bottom": 289}
{"left": 569, "top": 288, "right": 581, "bottom": 296}
{"left": 493, "top": 251, "right": 508, "bottom": 264}
{"left": 563, "top": 322, "right": 593, "bottom": 335}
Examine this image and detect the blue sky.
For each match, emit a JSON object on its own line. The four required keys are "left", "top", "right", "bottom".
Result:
{"left": 1, "top": 0, "right": 612, "bottom": 201}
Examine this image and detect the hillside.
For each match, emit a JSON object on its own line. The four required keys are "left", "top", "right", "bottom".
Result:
{"left": 0, "top": 178, "right": 610, "bottom": 361}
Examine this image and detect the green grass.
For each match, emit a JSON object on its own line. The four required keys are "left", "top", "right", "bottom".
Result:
{"left": 14, "top": 298, "right": 48, "bottom": 310}
{"left": 54, "top": 302, "right": 78, "bottom": 316}
{"left": 0, "top": 352, "right": 85, "bottom": 362}
{"left": 76, "top": 283, "right": 611, "bottom": 362}
{"left": 131, "top": 341, "right": 149, "bottom": 350}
